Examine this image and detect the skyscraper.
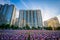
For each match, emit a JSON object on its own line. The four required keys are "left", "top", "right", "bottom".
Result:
{"left": 0, "top": 4, "right": 16, "bottom": 25}
{"left": 18, "top": 10, "right": 42, "bottom": 28}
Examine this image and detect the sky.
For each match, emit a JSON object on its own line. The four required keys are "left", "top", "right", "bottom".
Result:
{"left": 0, "top": 0, "right": 60, "bottom": 23}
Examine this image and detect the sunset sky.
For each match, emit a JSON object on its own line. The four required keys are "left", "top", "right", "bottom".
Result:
{"left": 0, "top": 0, "right": 60, "bottom": 22}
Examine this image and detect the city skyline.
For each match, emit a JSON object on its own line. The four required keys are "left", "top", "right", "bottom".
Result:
{"left": 0, "top": 0, "right": 60, "bottom": 23}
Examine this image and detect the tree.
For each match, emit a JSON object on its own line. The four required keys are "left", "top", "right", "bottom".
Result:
{"left": 0, "top": 24, "right": 6, "bottom": 29}
{"left": 22, "top": 27, "right": 26, "bottom": 30}
{"left": 10, "top": 25, "right": 15, "bottom": 29}
{"left": 37, "top": 26, "right": 42, "bottom": 30}
{"left": 56, "top": 26, "right": 60, "bottom": 30}
{"left": 5, "top": 24, "right": 10, "bottom": 29}
{"left": 19, "top": 27, "right": 22, "bottom": 30}
{"left": 25, "top": 24, "right": 30, "bottom": 30}
{"left": 43, "top": 27, "right": 52, "bottom": 30}
{"left": 14, "top": 26, "right": 19, "bottom": 29}
{"left": 32, "top": 26, "right": 37, "bottom": 30}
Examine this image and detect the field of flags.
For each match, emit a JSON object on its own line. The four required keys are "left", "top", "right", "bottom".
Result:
{"left": 0, "top": 30, "right": 60, "bottom": 40}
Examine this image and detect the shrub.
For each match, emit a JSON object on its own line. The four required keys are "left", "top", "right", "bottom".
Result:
{"left": 43, "top": 27, "right": 52, "bottom": 30}
{"left": 56, "top": 26, "right": 60, "bottom": 30}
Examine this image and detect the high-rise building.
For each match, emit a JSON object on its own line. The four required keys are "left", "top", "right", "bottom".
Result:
{"left": 0, "top": 4, "right": 5, "bottom": 25}
{"left": 18, "top": 10, "right": 42, "bottom": 28}
{"left": 15, "top": 18, "right": 18, "bottom": 26}
{"left": 0, "top": 4, "right": 16, "bottom": 25}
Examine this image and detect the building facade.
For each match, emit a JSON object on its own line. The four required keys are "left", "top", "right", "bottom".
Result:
{"left": 15, "top": 18, "right": 19, "bottom": 26}
{"left": 18, "top": 10, "right": 42, "bottom": 28}
{"left": 0, "top": 4, "right": 16, "bottom": 25}
{"left": 0, "top": 4, "right": 6, "bottom": 25}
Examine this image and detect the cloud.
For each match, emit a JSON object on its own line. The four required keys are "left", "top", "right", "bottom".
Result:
{"left": 42, "top": 7, "right": 58, "bottom": 21}
{"left": 0, "top": 0, "right": 11, "bottom": 4}
{"left": 20, "top": 0, "right": 29, "bottom": 9}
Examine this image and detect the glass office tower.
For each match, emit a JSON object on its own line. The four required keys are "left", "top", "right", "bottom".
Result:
{"left": 19, "top": 10, "right": 42, "bottom": 28}
{"left": 0, "top": 4, "right": 16, "bottom": 25}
